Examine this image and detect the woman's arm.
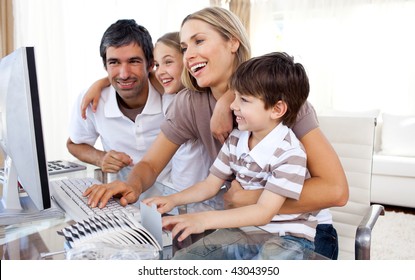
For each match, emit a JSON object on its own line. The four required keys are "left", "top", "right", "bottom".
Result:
{"left": 83, "top": 132, "right": 179, "bottom": 208}
{"left": 279, "top": 127, "right": 348, "bottom": 213}
{"left": 210, "top": 89, "right": 234, "bottom": 144}
{"left": 223, "top": 127, "right": 349, "bottom": 213}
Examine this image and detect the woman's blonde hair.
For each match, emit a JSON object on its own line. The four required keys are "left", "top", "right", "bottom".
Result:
{"left": 180, "top": 7, "right": 251, "bottom": 92}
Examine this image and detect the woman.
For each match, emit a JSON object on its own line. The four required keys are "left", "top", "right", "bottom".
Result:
{"left": 153, "top": 32, "right": 210, "bottom": 192}
{"left": 83, "top": 7, "right": 348, "bottom": 259}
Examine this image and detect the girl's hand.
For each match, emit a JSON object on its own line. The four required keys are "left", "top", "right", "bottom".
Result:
{"left": 81, "top": 77, "right": 110, "bottom": 119}
{"left": 142, "top": 196, "right": 176, "bottom": 214}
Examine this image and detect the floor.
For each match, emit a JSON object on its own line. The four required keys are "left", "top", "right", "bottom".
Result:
{"left": 380, "top": 204, "right": 415, "bottom": 215}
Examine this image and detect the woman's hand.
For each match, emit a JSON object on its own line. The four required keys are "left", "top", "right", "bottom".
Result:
{"left": 210, "top": 89, "right": 234, "bottom": 144}
{"left": 223, "top": 179, "right": 262, "bottom": 209}
{"left": 83, "top": 180, "right": 141, "bottom": 208}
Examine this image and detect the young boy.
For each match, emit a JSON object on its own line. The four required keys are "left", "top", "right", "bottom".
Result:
{"left": 144, "top": 52, "right": 317, "bottom": 259}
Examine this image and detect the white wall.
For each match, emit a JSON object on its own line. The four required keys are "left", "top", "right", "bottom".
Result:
{"left": 250, "top": 0, "right": 415, "bottom": 115}
{"left": 12, "top": 0, "right": 209, "bottom": 161}
{"left": 10, "top": 0, "right": 415, "bottom": 162}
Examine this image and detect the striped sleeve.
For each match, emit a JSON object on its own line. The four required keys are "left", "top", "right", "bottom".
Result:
{"left": 209, "top": 133, "right": 236, "bottom": 181}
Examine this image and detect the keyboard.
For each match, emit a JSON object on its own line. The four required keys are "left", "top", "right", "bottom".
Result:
{"left": 49, "top": 177, "right": 141, "bottom": 223}
{"left": 49, "top": 177, "right": 173, "bottom": 249}
{"left": 47, "top": 160, "right": 86, "bottom": 175}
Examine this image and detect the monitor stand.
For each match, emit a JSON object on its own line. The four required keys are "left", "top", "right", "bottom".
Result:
{"left": 0, "top": 193, "right": 64, "bottom": 226}
{"left": 0, "top": 156, "right": 64, "bottom": 225}
{"left": 1, "top": 156, "right": 24, "bottom": 212}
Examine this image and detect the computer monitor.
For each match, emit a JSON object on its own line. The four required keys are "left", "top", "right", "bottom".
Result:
{"left": 0, "top": 47, "right": 51, "bottom": 213}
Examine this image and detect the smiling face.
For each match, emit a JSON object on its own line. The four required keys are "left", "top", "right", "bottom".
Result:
{"left": 153, "top": 42, "right": 184, "bottom": 94}
{"left": 105, "top": 43, "right": 151, "bottom": 108}
{"left": 230, "top": 91, "right": 278, "bottom": 138}
{"left": 180, "top": 19, "right": 239, "bottom": 97}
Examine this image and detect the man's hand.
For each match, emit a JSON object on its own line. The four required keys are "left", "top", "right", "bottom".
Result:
{"left": 100, "top": 150, "right": 133, "bottom": 173}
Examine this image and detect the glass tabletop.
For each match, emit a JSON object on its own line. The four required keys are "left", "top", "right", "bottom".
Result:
{"left": 171, "top": 227, "right": 327, "bottom": 260}
{"left": 1, "top": 180, "right": 328, "bottom": 260}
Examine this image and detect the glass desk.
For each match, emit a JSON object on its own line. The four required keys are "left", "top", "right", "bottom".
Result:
{"left": 1, "top": 220, "right": 327, "bottom": 260}
{"left": 1, "top": 175, "right": 327, "bottom": 260}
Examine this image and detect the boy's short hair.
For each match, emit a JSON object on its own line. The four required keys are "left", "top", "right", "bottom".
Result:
{"left": 230, "top": 52, "right": 309, "bottom": 127}
{"left": 100, "top": 19, "right": 154, "bottom": 69}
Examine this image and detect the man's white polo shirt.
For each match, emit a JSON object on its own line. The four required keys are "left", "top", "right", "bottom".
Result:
{"left": 69, "top": 80, "right": 171, "bottom": 182}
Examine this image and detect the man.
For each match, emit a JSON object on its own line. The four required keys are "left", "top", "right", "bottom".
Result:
{"left": 67, "top": 19, "right": 170, "bottom": 182}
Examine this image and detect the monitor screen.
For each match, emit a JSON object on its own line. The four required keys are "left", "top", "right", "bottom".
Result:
{"left": 0, "top": 47, "right": 51, "bottom": 212}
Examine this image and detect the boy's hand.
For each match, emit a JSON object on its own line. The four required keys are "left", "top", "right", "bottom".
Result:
{"left": 162, "top": 213, "right": 206, "bottom": 242}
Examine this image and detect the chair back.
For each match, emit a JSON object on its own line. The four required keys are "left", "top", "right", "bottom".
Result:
{"left": 318, "top": 115, "right": 377, "bottom": 260}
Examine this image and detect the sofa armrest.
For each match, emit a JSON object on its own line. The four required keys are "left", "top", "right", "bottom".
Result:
{"left": 355, "top": 204, "right": 385, "bottom": 259}
{"left": 374, "top": 120, "right": 382, "bottom": 153}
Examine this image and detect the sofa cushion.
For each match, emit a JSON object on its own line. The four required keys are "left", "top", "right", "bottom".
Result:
{"left": 373, "top": 154, "right": 415, "bottom": 177}
{"left": 380, "top": 113, "right": 415, "bottom": 157}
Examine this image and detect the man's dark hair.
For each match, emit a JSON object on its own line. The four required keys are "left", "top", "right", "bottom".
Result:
{"left": 229, "top": 52, "right": 310, "bottom": 127}
{"left": 100, "top": 19, "right": 153, "bottom": 69}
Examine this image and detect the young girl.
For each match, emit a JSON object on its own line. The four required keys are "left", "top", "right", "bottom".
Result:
{"left": 153, "top": 32, "right": 210, "bottom": 192}
{"left": 83, "top": 7, "right": 347, "bottom": 259}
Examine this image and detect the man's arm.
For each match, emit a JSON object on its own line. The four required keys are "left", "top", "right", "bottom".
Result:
{"left": 66, "top": 138, "right": 106, "bottom": 167}
{"left": 66, "top": 138, "right": 132, "bottom": 173}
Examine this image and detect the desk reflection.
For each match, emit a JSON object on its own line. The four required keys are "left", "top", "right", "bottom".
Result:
{"left": 1, "top": 181, "right": 327, "bottom": 260}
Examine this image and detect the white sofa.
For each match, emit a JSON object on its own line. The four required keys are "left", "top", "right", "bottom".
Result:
{"left": 319, "top": 110, "right": 415, "bottom": 209}
{"left": 371, "top": 113, "right": 415, "bottom": 208}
